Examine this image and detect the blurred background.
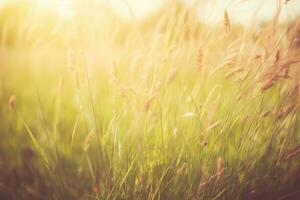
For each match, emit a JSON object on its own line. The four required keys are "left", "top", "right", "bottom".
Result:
{"left": 1, "top": 0, "right": 300, "bottom": 199}
{"left": 0, "top": 0, "right": 299, "bottom": 25}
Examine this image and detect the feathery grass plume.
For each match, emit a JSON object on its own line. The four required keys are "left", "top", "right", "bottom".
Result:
{"left": 166, "top": 69, "right": 177, "bottom": 84}
{"left": 197, "top": 48, "right": 203, "bottom": 69}
{"left": 282, "top": 146, "right": 300, "bottom": 161}
{"left": 261, "top": 111, "right": 271, "bottom": 118}
{"left": 225, "top": 68, "right": 243, "bottom": 79}
{"left": 201, "top": 140, "right": 208, "bottom": 147}
{"left": 260, "top": 79, "right": 274, "bottom": 92}
{"left": 276, "top": 103, "right": 296, "bottom": 119}
{"left": 260, "top": 56, "right": 300, "bottom": 92}
{"left": 274, "top": 49, "right": 280, "bottom": 63}
{"left": 177, "top": 162, "right": 188, "bottom": 176}
{"left": 8, "top": 95, "right": 16, "bottom": 111}
{"left": 235, "top": 93, "right": 243, "bottom": 102}
{"left": 254, "top": 54, "right": 262, "bottom": 59}
{"left": 197, "top": 167, "right": 226, "bottom": 193}
{"left": 83, "top": 129, "right": 94, "bottom": 152}
{"left": 242, "top": 115, "right": 249, "bottom": 127}
{"left": 287, "top": 85, "right": 299, "bottom": 98}
{"left": 143, "top": 95, "right": 156, "bottom": 113}
{"left": 223, "top": 10, "right": 231, "bottom": 33}
{"left": 216, "top": 157, "right": 225, "bottom": 181}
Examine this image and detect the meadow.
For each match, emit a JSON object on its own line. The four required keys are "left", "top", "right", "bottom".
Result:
{"left": 0, "top": 1, "right": 300, "bottom": 199}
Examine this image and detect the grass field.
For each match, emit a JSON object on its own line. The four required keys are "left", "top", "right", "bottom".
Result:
{"left": 1, "top": 1, "right": 300, "bottom": 199}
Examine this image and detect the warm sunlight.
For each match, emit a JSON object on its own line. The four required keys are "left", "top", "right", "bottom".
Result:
{"left": 106, "top": 0, "right": 166, "bottom": 20}
{"left": 194, "top": 0, "right": 300, "bottom": 25}
{"left": 35, "top": 0, "right": 74, "bottom": 18}
{"left": 1, "top": 0, "right": 300, "bottom": 199}
{"left": 4, "top": 0, "right": 300, "bottom": 23}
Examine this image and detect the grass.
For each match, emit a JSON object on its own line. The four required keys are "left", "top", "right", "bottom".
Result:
{"left": 1, "top": 1, "right": 300, "bottom": 199}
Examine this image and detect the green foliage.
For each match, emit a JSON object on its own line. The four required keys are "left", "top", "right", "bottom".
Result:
{"left": 0, "top": 1, "right": 300, "bottom": 200}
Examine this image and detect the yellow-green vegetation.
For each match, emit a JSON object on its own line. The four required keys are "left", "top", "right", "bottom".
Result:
{"left": 1, "top": 1, "right": 300, "bottom": 199}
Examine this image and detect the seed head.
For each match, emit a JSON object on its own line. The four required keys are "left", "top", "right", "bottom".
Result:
{"left": 224, "top": 10, "right": 231, "bottom": 33}
{"left": 8, "top": 95, "right": 16, "bottom": 111}
{"left": 216, "top": 157, "right": 225, "bottom": 180}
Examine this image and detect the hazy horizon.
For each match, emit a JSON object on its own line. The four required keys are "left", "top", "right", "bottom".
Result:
{"left": 1, "top": 0, "right": 300, "bottom": 25}
{"left": 102, "top": 0, "right": 300, "bottom": 25}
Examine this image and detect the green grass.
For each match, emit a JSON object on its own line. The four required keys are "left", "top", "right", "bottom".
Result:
{"left": 1, "top": 1, "right": 300, "bottom": 199}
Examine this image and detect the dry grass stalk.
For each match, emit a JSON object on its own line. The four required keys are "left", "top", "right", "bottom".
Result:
{"left": 166, "top": 70, "right": 177, "bottom": 84}
{"left": 272, "top": 0, "right": 281, "bottom": 35}
{"left": 261, "top": 111, "right": 271, "bottom": 118}
{"left": 177, "top": 162, "right": 188, "bottom": 176}
{"left": 260, "top": 79, "right": 275, "bottom": 92}
{"left": 71, "top": 118, "right": 79, "bottom": 150}
{"left": 197, "top": 166, "right": 225, "bottom": 192}
{"left": 223, "top": 10, "right": 231, "bottom": 33}
{"left": 276, "top": 103, "right": 296, "bottom": 119}
{"left": 197, "top": 48, "right": 203, "bottom": 69}
{"left": 287, "top": 85, "right": 299, "bottom": 98}
{"left": 274, "top": 49, "right": 280, "bottom": 63}
{"left": 282, "top": 146, "right": 300, "bottom": 161}
{"left": 225, "top": 68, "right": 243, "bottom": 79}
{"left": 260, "top": 56, "right": 300, "bottom": 92}
{"left": 143, "top": 95, "right": 156, "bottom": 113}
{"left": 8, "top": 95, "right": 16, "bottom": 111}
{"left": 253, "top": 54, "right": 262, "bottom": 60}
{"left": 197, "top": 158, "right": 226, "bottom": 193}
{"left": 216, "top": 157, "right": 225, "bottom": 181}
{"left": 83, "top": 130, "right": 94, "bottom": 152}
{"left": 207, "top": 121, "right": 221, "bottom": 131}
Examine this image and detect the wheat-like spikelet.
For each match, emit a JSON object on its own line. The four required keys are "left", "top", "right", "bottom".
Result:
{"left": 223, "top": 10, "right": 231, "bottom": 33}
{"left": 8, "top": 95, "right": 16, "bottom": 111}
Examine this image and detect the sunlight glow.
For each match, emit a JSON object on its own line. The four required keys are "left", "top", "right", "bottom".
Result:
{"left": 0, "top": 0, "right": 299, "bottom": 24}
{"left": 1, "top": 0, "right": 300, "bottom": 199}
{"left": 195, "top": 0, "right": 300, "bottom": 26}
{"left": 57, "top": 0, "right": 74, "bottom": 18}
{"left": 36, "top": 0, "right": 74, "bottom": 19}
{"left": 106, "top": 0, "right": 166, "bottom": 20}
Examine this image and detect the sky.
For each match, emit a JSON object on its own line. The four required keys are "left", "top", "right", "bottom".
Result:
{"left": 193, "top": 0, "right": 300, "bottom": 25}
{"left": 1, "top": 0, "right": 300, "bottom": 25}
{"left": 112, "top": 0, "right": 300, "bottom": 25}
